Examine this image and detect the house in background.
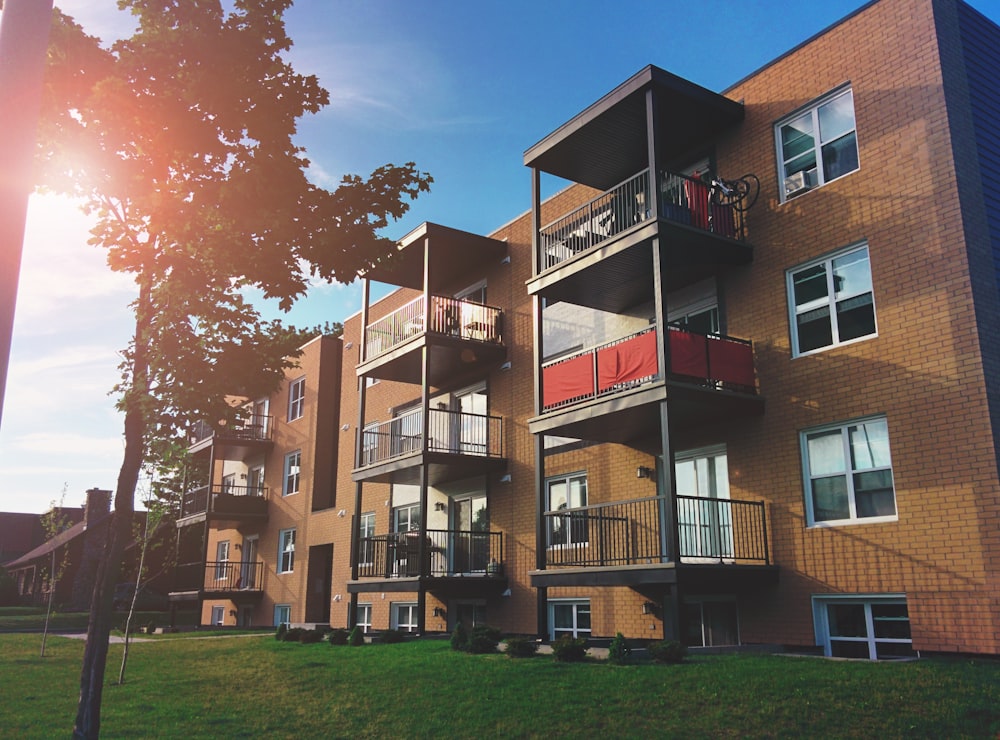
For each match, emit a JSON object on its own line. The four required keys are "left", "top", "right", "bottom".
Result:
{"left": 177, "top": 0, "right": 1000, "bottom": 659}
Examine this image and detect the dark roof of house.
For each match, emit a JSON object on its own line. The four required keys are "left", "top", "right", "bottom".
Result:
{"left": 4, "top": 512, "right": 111, "bottom": 570}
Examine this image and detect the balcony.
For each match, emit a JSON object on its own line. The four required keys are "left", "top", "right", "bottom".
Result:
{"left": 177, "top": 483, "right": 268, "bottom": 525}
{"left": 529, "top": 169, "right": 753, "bottom": 313}
{"left": 532, "top": 325, "right": 763, "bottom": 443}
{"left": 357, "top": 294, "right": 506, "bottom": 385}
{"left": 168, "top": 559, "right": 265, "bottom": 601}
{"left": 188, "top": 415, "right": 274, "bottom": 458}
{"left": 349, "top": 529, "right": 506, "bottom": 595}
{"left": 353, "top": 407, "right": 505, "bottom": 486}
{"left": 531, "top": 495, "right": 776, "bottom": 589}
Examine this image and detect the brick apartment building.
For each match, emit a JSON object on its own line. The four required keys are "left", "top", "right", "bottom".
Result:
{"left": 171, "top": 0, "right": 1000, "bottom": 659}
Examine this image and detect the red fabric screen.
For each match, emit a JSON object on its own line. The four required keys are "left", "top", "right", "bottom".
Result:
{"left": 668, "top": 329, "right": 708, "bottom": 379}
{"left": 543, "top": 354, "right": 595, "bottom": 408}
{"left": 597, "top": 331, "right": 659, "bottom": 392}
{"left": 708, "top": 338, "right": 755, "bottom": 387}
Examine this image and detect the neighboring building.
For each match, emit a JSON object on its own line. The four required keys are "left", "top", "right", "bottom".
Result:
{"left": 178, "top": 0, "right": 1000, "bottom": 658}
{"left": 0, "top": 507, "right": 84, "bottom": 566}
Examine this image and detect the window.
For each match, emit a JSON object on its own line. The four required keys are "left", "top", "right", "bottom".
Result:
{"left": 359, "top": 512, "right": 375, "bottom": 566}
{"left": 393, "top": 503, "right": 421, "bottom": 533}
{"left": 546, "top": 472, "right": 588, "bottom": 547}
{"left": 288, "top": 377, "right": 305, "bottom": 421}
{"left": 813, "top": 595, "right": 913, "bottom": 660}
{"left": 273, "top": 604, "right": 291, "bottom": 627}
{"left": 549, "top": 599, "right": 591, "bottom": 640}
{"left": 802, "top": 417, "right": 896, "bottom": 526}
{"left": 247, "top": 465, "right": 265, "bottom": 496}
{"left": 356, "top": 603, "right": 372, "bottom": 633}
{"left": 221, "top": 473, "right": 236, "bottom": 493}
{"left": 777, "top": 86, "right": 859, "bottom": 200}
{"left": 214, "top": 541, "right": 230, "bottom": 581}
{"left": 283, "top": 451, "right": 301, "bottom": 496}
{"left": 788, "top": 244, "right": 876, "bottom": 356}
{"left": 392, "top": 602, "right": 419, "bottom": 633}
{"left": 210, "top": 606, "right": 225, "bottom": 626}
{"left": 278, "top": 528, "right": 296, "bottom": 573}
{"left": 683, "top": 597, "right": 739, "bottom": 647}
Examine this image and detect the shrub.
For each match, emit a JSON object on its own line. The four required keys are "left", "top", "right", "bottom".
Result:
{"left": 328, "top": 628, "right": 349, "bottom": 646}
{"left": 450, "top": 621, "right": 469, "bottom": 651}
{"left": 551, "top": 634, "right": 588, "bottom": 662}
{"left": 608, "top": 632, "right": 631, "bottom": 664}
{"left": 503, "top": 636, "right": 539, "bottom": 658}
{"left": 347, "top": 626, "right": 365, "bottom": 646}
{"left": 299, "top": 627, "right": 325, "bottom": 644}
{"left": 145, "top": 621, "right": 157, "bottom": 635}
{"left": 283, "top": 627, "right": 305, "bottom": 642}
{"left": 647, "top": 639, "right": 687, "bottom": 664}
{"left": 375, "top": 629, "right": 406, "bottom": 644}
{"left": 275, "top": 623, "right": 287, "bottom": 641}
{"left": 467, "top": 625, "right": 502, "bottom": 654}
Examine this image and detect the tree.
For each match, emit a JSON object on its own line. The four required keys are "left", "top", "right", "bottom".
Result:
{"left": 35, "top": 3, "right": 432, "bottom": 736}
{"left": 39, "top": 486, "right": 73, "bottom": 659}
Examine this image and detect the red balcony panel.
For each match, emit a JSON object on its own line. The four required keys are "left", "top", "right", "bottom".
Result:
{"left": 543, "top": 353, "right": 595, "bottom": 408}
{"left": 597, "top": 329, "right": 658, "bottom": 393}
{"left": 708, "top": 336, "right": 755, "bottom": 388}
{"left": 669, "top": 328, "right": 709, "bottom": 378}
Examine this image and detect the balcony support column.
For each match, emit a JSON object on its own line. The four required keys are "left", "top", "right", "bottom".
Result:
{"left": 644, "top": 87, "right": 660, "bottom": 221}
{"left": 532, "top": 289, "right": 549, "bottom": 638}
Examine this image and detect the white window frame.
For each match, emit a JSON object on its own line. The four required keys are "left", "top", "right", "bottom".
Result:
{"left": 545, "top": 472, "right": 588, "bottom": 548}
{"left": 776, "top": 85, "right": 859, "bottom": 202}
{"left": 214, "top": 540, "right": 230, "bottom": 581}
{"left": 210, "top": 605, "right": 225, "bottom": 626}
{"left": 283, "top": 450, "right": 301, "bottom": 496}
{"left": 812, "top": 594, "right": 913, "bottom": 660}
{"left": 548, "top": 599, "right": 591, "bottom": 640}
{"left": 274, "top": 604, "right": 291, "bottom": 627}
{"left": 801, "top": 416, "right": 897, "bottom": 527}
{"left": 277, "top": 528, "right": 296, "bottom": 574}
{"left": 356, "top": 603, "right": 372, "bottom": 634}
{"left": 787, "top": 243, "right": 877, "bottom": 357}
{"left": 287, "top": 377, "right": 305, "bottom": 421}
{"left": 392, "top": 602, "right": 419, "bottom": 633}
{"left": 359, "top": 512, "right": 375, "bottom": 566}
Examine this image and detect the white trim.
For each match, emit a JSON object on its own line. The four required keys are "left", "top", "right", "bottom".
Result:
{"left": 287, "top": 376, "right": 305, "bottom": 421}
{"left": 548, "top": 598, "right": 592, "bottom": 640}
{"left": 811, "top": 593, "right": 912, "bottom": 660}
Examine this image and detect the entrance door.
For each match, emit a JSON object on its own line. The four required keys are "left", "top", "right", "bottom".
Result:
{"left": 674, "top": 446, "right": 732, "bottom": 560}
{"left": 238, "top": 605, "right": 253, "bottom": 627}
{"left": 240, "top": 536, "right": 259, "bottom": 589}
{"left": 453, "top": 385, "right": 487, "bottom": 454}
{"left": 452, "top": 495, "right": 489, "bottom": 573}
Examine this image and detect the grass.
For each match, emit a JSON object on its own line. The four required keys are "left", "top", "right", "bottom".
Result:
{"left": 1, "top": 633, "right": 998, "bottom": 738}
{"left": 0, "top": 607, "right": 195, "bottom": 632}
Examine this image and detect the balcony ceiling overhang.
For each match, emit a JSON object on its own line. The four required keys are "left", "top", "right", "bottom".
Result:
{"left": 361, "top": 222, "right": 508, "bottom": 292}
{"left": 524, "top": 65, "right": 745, "bottom": 190}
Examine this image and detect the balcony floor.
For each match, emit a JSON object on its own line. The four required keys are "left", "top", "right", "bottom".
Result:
{"left": 529, "top": 562, "right": 778, "bottom": 591}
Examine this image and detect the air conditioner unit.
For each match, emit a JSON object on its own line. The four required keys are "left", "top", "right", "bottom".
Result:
{"left": 784, "top": 169, "right": 817, "bottom": 198}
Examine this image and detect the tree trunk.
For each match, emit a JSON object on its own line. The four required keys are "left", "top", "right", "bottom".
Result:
{"left": 73, "top": 282, "right": 151, "bottom": 739}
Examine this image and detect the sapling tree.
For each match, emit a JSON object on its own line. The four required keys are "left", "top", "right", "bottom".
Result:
{"left": 39, "top": 485, "right": 73, "bottom": 659}
{"left": 34, "top": 2, "right": 431, "bottom": 736}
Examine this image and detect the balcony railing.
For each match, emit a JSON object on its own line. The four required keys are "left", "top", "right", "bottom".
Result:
{"left": 179, "top": 483, "right": 269, "bottom": 519}
{"left": 356, "top": 529, "right": 504, "bottom": 579}
{"left": 189, "top": 415, "right": 273, "bottom": 446}
{"left": 539, "top": 168, "right": 746, "bottom": 271}
{"left": 542, "top": 495, "right": 769, "bottom": 568}
{"left": 363, "top": 294, "right": 503, "bottom": 362}
{"left": 541, "top": 325, "right": 755, "bottom": 411}
{"left": 171, "top": 560, "right": 265, "bottom": 593}
{"left": 359, "top": 407, "right": 503, "bottom": 467}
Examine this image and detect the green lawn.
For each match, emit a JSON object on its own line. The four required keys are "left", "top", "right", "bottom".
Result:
{"left": 0, "top": 607, "right": 195, "bottom": 632}
{"left": 2, "top": 633, "right": 997, "bottom": 738}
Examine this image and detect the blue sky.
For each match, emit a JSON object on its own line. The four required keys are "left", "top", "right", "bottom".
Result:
{"left": 3, "top": 0, "right": 999, "bottom": 514}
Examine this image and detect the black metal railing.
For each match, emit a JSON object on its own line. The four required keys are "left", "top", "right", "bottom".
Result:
{"left": 179, "top": 483, "right": 269, "bottom": 519}
{"left": 542, "top": 495, "right": 769, "bottom": 568}
{"left": 539, "top": 169, "right": 746, "bottom": 271}
{"left": 171, "top": 559, "right": 265, "bottom": 593}
{"left": 363, "top": 294, "right": 503, "bottom": 361}
{"left": 189, "top": 414, "right": 274, "bottom": 446}
{"left": 359, "top": 408, "right": 503, "bottom": 467}
{"left": 356, "top": 529, "right": 504, "bottom": 579}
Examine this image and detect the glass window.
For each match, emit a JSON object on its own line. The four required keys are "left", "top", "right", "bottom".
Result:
{"left": 214, "top": 541, "right": 230, "bottom": 581}
{"left": 288, "top": 377, "right": 305, "bottom": 421}
{"left": 788, "top": 244, "right": 876, "bottom": 356}
{"left": 283, "top": 450, "right": 301, "bottom": 496}
{"left": 549, "top": 600, "right": 592, "bottom": 640}
{"left": 278, "top": 528, "right": 296, "bottom": 573}
{"left": 273, "top": 604, "right": 291, "bottom": 627}
{"left": 546, "top": 473, "right": 588, "bottom": 547}
{"left": 211, "top": 606, "right": 225, "bottom": 626}
{"left": 356, "top": 604, "right": 372, "bottom": 633}
{"left": 777, "top": 87, "right": 859, "bottom": 200}
{"left": 359, "top": 512, "right": 375, "bottom": 566}
{"left": 815, "top": 596, "right": 913, "bottom": 660}
{"left": 392, "top": 602, "right": 419, "bottom": 633}
{"left": 803, "top": 417, "right": 896, "bottom": 526}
